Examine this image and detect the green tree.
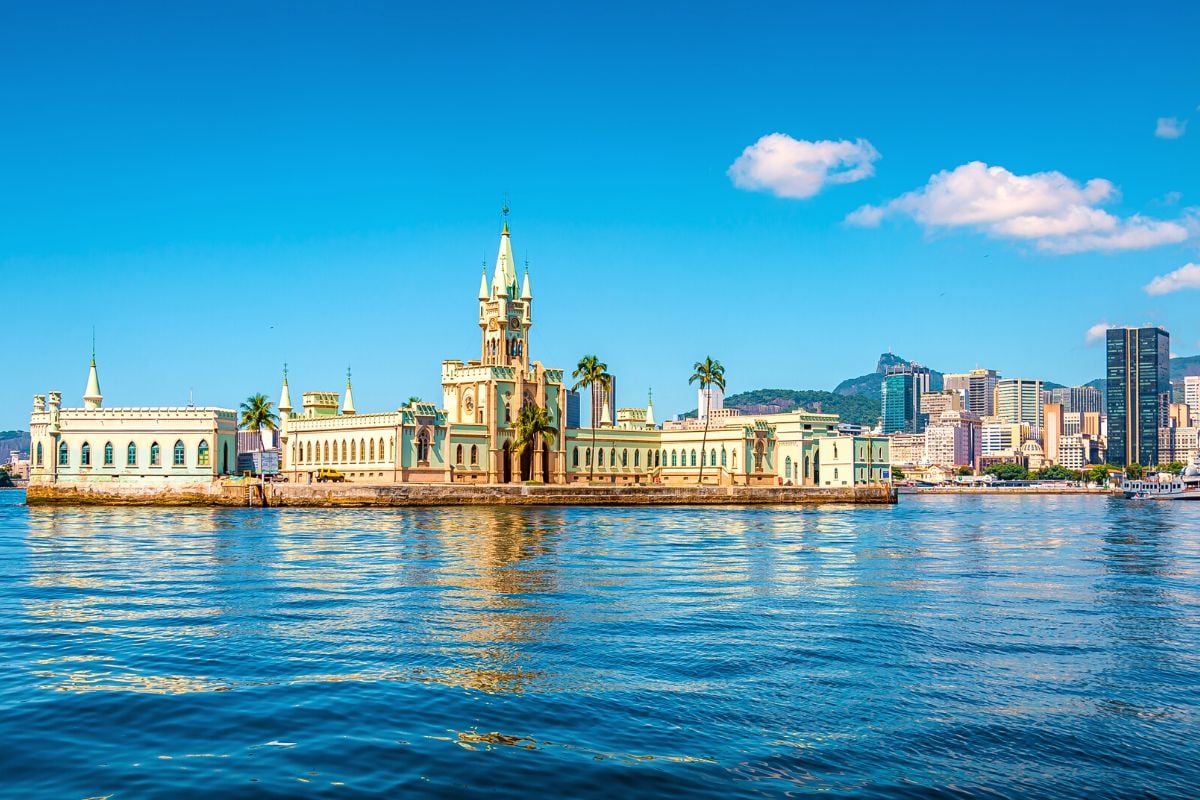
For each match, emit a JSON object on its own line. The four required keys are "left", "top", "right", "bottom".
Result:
{"left": 689, "top": 356, "right": 726, "bottom": 485}
{"left": 984, "top": 462, "right": 1029, "bottom": 481}
{"left": 1085, "top": 464, "right": 1110, "bottom": 486}
{"left": 406, "top": 396, "right": 423, "bottom": 407}
{"left": 0, "top": 465, "right": 13, "bottom": 488}
{"left": 891, "top": 466, "right": 905, "bottom": 480}
{"left": 512, "top": 404, "right": 558, "bottom": 482}
{"left": 1125, "top": 463, "right": 1144, "bottom": 480}
{"left": 239, "top": 394, "right": 279, "bottom": 433}
{"left": 1163, "top": 461, "right": 1186, "bottom": 474}
{"left": 956, "top": 466, "right": 973, "bottom": 476}
{"left": 571, "top": 355, "right": 610, "bottom": 481}
{"left": 1035, "top": 464, "right": 1073, "bottom": 481}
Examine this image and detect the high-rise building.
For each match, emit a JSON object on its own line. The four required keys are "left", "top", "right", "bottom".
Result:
{"left": 1044, "top": 402, "right": 1063, "bottom": 464}
{"left": 1046, "top": 385, "right": 1103, "bottom": 414}
{"left": 595, "top": 375, "right": 617, "bottom": 426}
{"left": 1184, "top": 376, "right": 1200, "bottom": 427}
{"left": 996, "top": 379, "right": 1044, "bottom": 434}
{"left": 1106, "top": 326, "right": 1170, "bottom": 467}
{"left": 919, "top": 390, "right": 962, "bottom": 419}
{"left": 566, "top": 391, "right": 581, "bottom": 429}
{"left": 924, "top": 409, "right": 982, "bottom": 471}
{"left": 1081, "top": 411, "right": 1102, "bottom": 439}
{"left": 1169, "top": 402, "right": 1191, "bottom": 429}
{"left": 943, "top": 368, "right": 999, "bottom": 416}
{"left": 697, "top": 386, "right": 724, "bottom": 421}
{"left": 881, "top": 364, "right": 931, "bottom": 434}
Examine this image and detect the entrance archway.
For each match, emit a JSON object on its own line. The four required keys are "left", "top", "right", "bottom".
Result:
{"left": 541, "top": 443, "right": 550, "bottom": 484}
{"left": 501, "top": 441, "right": 512, "bottom": 483}
{"left": 520, "top": 443, "right": 533, "bottom": 482}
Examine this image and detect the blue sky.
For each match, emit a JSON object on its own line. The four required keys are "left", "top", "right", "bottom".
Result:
{"left": 2, "top": 1, "right": 1198, "bottom": 429}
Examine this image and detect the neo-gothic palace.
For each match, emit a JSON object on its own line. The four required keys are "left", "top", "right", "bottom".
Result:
{"left": 29, "top": 217, "right": 889, "bottom": 490}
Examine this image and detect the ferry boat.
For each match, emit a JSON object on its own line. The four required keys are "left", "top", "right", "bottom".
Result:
{"left": 1120, "top": 460, "right": 1200, "bottom": 500}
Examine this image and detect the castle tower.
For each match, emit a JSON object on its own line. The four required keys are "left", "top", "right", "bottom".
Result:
{"left": 83, "top": 355, "right": 103, "bottom": 410}
{"left": 479, "top": 209, "right": 533, "bottom": 370}
{"left": 278, "top": 365, "right": 293, "bottom": 427}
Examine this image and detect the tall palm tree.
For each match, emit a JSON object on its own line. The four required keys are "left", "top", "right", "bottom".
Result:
{"left": 406, "top": 396, "right": 423, "bottom": 407}
{"left": 689, "top": 357, "right": 725, "bottom": 485}
{"left": 513, "top": 403, "right": 559, "bottom": 482}
{"left": 572, "top": 354, "right": 610, "bottom": 481}
{"left": 239, "top": 393, "right": 279, "bottom": 432}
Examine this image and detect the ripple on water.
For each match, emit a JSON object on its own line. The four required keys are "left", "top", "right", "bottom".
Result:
{"left": 0, "top": 497, "right": 1199, "bottom": 798}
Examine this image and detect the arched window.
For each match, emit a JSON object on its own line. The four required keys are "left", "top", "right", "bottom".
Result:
{"left": 103, "top": 442, "right": 114, "bottom": 466}
{"left": 306, "top": 442, "right": 312, "bottom": 462}
{"left": 721, "top": 447, "right": 727, "bottom": 466}
{"left": 834, "top": 467, "right": 839, "bottom": 480}
{"left": 470, "top": 444, "right": 478, "bottom": 465}
{"left": 127, "top": 442, "right": 137, "bottom": 466}
{"left": 36, "top": 442, "right": 43, "bottom": 466}
{"left": 389, "top": 437, "right": 394, "bottom": 460}
{"left": 634, "top": 450, "right": 639, "bottom": 467}
{"left": 173, "top": 440, "right": 185, "bottom": 466}
{"left": 80, "top": 442, "right": 91, "bottom": 466}
{"left": 197, "top": 440, "right": 210, "bottom": 466}
{"left": 150, "top": 442, "right": 160, "bottom": 466}
{"left": 324, "top": 441, "right": 330, "bottom": 462}
{"left": 785, "top": 456, "right": 792, "bottom": 479}
{"left": 58, "top": 441, "right": 69, "bottom": 466}
{"left": 417, "top": 431, "right": 430, "bottom": 463}
{"left": 655, "top": 450, "right": 660, "bottom": 467}
{"left": 598, "top": 448, "right": 604, "bottom": 467}
{"left": 732, "top": 450, "right": 738, "bottom": 470}
{"left": 572, "top": 448, "right": 579, "bottom": 467}
{"left": 456, "top": 444, "right": 464, "bottom": 465}
{"left": 341, "top": 441, "right": 347, "bottom": 462}
{"left": 585, "top": 448, "right": 592, "bottom": 466}
{"left": 671, "top": 450, "right": 677, "bottom": 467}
{"left": 711, "top": 448, "right": 716, "bottom": 466}
{"left": 804, "top": 454, "right": 810, "bottom": 478}
{"left": 691, "top": 449, "right": 697, "bottom": 467}
{"left": 833, "top": 443, "right": 838, "bottom": 459}
{"left": 351, "top": 440, "right": 357, "bottom": 462}
{"left": 622, "top": 449, "right": 628, "bottom": 467}
{"left": 369, "top": 439, "right": 376, "bottom": 461}
{"left": 360, "top": 439, "right": 366, "bottom": 463}
{"left": 610, "top": 448, "right": 616, "bottom": 467}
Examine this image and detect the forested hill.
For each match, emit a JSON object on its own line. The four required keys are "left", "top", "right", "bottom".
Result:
{"left": 682, "top": 389, "right": 880, "bottom": 427}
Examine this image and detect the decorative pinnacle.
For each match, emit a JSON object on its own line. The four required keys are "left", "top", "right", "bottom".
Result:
{"left": 346, "top": 366, "right": 352, "bottom": 386}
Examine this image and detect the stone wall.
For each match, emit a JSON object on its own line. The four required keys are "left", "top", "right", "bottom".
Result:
{"left": 27, "top": 480, "right": 896, "bottom": 507}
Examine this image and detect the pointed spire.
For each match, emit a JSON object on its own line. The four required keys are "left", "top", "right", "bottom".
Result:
{"left": 645, "top": 388, "right": 655, "bottom": 428}
{"left": 492, "top": 204, "right": 519, "bottom": 297}
{"left": 83, "top": 353, "right": 103, "bottom": 410}
{"left": 478, "top": 261, "right": 489, "bottom": 300}
{"left": 279, "top": 363, "right": 293, "bottom": 413}
{"left": 521, "top": 259, "right": 532, "bottom": 300}
{"left": 342, "top": 366, "right": 356, "bottom": 415}
{"left": 599, "top": 396, "right": 612, "bottom": 427}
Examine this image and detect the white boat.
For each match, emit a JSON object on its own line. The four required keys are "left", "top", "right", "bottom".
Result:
{"left": 1120, "top": 460, "right": 1200, "bottom": 500}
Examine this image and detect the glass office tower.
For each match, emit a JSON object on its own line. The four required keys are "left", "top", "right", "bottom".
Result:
{"left": 1106, "top": 326, "right": 1170, "bottom": 467}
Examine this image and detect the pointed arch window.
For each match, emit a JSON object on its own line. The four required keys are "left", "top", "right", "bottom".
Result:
{"left": 324, "top": 442, "right": 330, "bottom": 462}
{"left": 470, "top": 444, "right": 479, "bottom": 465}
{"left": 197, "top": 440, "right": 210, "bottom": 467}
{"left": 456, "top": 444, "right": 464, "bottom": 465}
{"left": 173, "top": 440, "right": 185, "bottom": 466}
{"left": 690, "top": 449, "right": 697, "bottom": 467}
{"left": 721, "top": 447, "right": 727, "bottom": 466}
{"left": 585, "top": 448, "right": 591, "bottom": 466}
{"left": 127, "top": 442, "right": 137, "bottom": 466}
{"left": 306, "top": 442, "right": 312, "bottom": 463}
{"left": 572, "top": 448, "right": 579, "bottom": 467}
{"left": 417, "top": 430, "right": 431, "bottom": 463}
{"left": 598, "top": 448, "right": 605, "bottom": 467}
{"left": 150, "top": 442, "right": 161, "bottom": 466}
{"left": 711, "top": 448, "right": 716, "bottom": 466}
{"left": 103, "top": 442, "right": 114, "bottom": 466}
{"left": 633, "top": 450, "right": 639, "bottom": 467}
{"left": 671, "top": 450, "right": 677, "bottom": 467}
{"left": 701, "top": 449, "right": 707, "bottom": 467}
{"left": 785, "top": 456, "right": 793, "bottom": 479}
{"left": 360, "top": 438, "right": 366, "bottom": 463}
{"left": 341, "top": 441, "right": 347, "bottom": 462}
{"left": 610, "top": 448, "right": 616, "bottom": 467}
{"left": 36, "top": 442, "right": 43, "bottom": 466}
{"left": 732, "top": 450, "right": 738, "bottom": 470}
{"left": 351, "top": 440, "right": 357, "bottom": 462}
{"left": 369, "top": 439, "right": 376, "bottom": 461}
{"left": 622, "top": 449, "right": 628, "bottom": 467}
{"left": 58, "top": 441, "right": 69, "bottom": 466}
{"left": 80, "top": 442, "right": 91, "bottom": 466}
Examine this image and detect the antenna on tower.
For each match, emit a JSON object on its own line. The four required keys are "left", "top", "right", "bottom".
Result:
{"left": 91, "top": 326, "right": 96, "bottom": 363}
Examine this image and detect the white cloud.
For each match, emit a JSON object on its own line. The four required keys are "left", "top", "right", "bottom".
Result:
{"left": 1085, "top": 323, "right": 1111, "bottom": 345}
{"left": 728, "top": 134, "right": 880, "bottom": 199}
{"left": 1156, "top": 117, "right": 1187, "bottom": 139}
{"left": 1144, "top": 262, "right": 1200, "bottom": 295}
{"left": 847, "top": 161, "right": 1191, "bottom": 254}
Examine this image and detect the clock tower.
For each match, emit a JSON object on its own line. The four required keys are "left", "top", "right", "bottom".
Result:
{"left": 479, "top": 210, "right": 533, "bottom": 369}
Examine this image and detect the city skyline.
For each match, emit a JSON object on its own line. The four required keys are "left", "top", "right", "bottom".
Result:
{"left": 3, "top": 2, "right": 1199, "bottom": 429}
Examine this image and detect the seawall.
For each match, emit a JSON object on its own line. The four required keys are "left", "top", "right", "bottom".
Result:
{"left": 26, "top": 481, "right": 897, "bottom": 507}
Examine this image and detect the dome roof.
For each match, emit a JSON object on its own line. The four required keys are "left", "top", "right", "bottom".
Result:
{"left": 1020, "top": 440, "right": 1044, "bottom": 455}
{"left": 1184, "top": 463, "right": 1200, "bottom": 477}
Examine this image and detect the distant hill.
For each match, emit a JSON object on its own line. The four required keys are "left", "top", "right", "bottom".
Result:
{"left": 0, "top": 430, "right": 30, "bottom": 462}
{"left": 683, "top": 389, "right": 881, "bottom": 426}
{"left": 833, "top": 353, "right": 944, "bottom": 399}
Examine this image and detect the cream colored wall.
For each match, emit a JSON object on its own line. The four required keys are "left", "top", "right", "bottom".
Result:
{"left": 29, "top": 407, "right": 236, "bottom": 483}
{"left": 284, "top": 411, "right": 400, "bottom": 481}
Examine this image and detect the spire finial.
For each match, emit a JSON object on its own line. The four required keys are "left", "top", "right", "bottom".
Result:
{"left": 283, "top": 362, "right": 289, "bottom": 378}
{"left": 649, "top": 387, "right": 654, "bottom": 404}
{"left": 501, "top": 195, "right": 510, "bottom": 235}
{"left": 90, "top": 326, "right": 96, "bottom": 365}
{"left": 346, "top": 366, "right": 352, "bottom": 386}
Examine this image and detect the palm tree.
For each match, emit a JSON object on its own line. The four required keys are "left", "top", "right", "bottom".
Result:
{"left": 689, "top": 357, "right": 725, "bottom": 485}
{"left": 239, "top": 393, "right": 279, "bottom": 432}
{"left": 239, "top": 393, "right": 280, "bottom": 450}
{"left": 406, "top": 396, "right": 423, "bottom": 407}
{"left": 572, "top": 354, "right": 611, "bottom": 481}
{"left": 513, "top": 403, "right": 558, "bottom": 482}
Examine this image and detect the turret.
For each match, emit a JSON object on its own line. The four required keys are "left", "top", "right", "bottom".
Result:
{"left": 478, "top": 265, "right": 489, "bottom": 300}
{"left": 278, "top": 365, "right": 293, "bottom": 429}
{"left": 521, "top": 265, "right": 532, "bottom": 301}
{"left": 645, "top": 389, "right": 656, "bottom": 428}
{"left": 83, "top": 356, "right": 103, "bottom": 410}
{"left": 342, "top": 367, "right": 356, "bottom": 415}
